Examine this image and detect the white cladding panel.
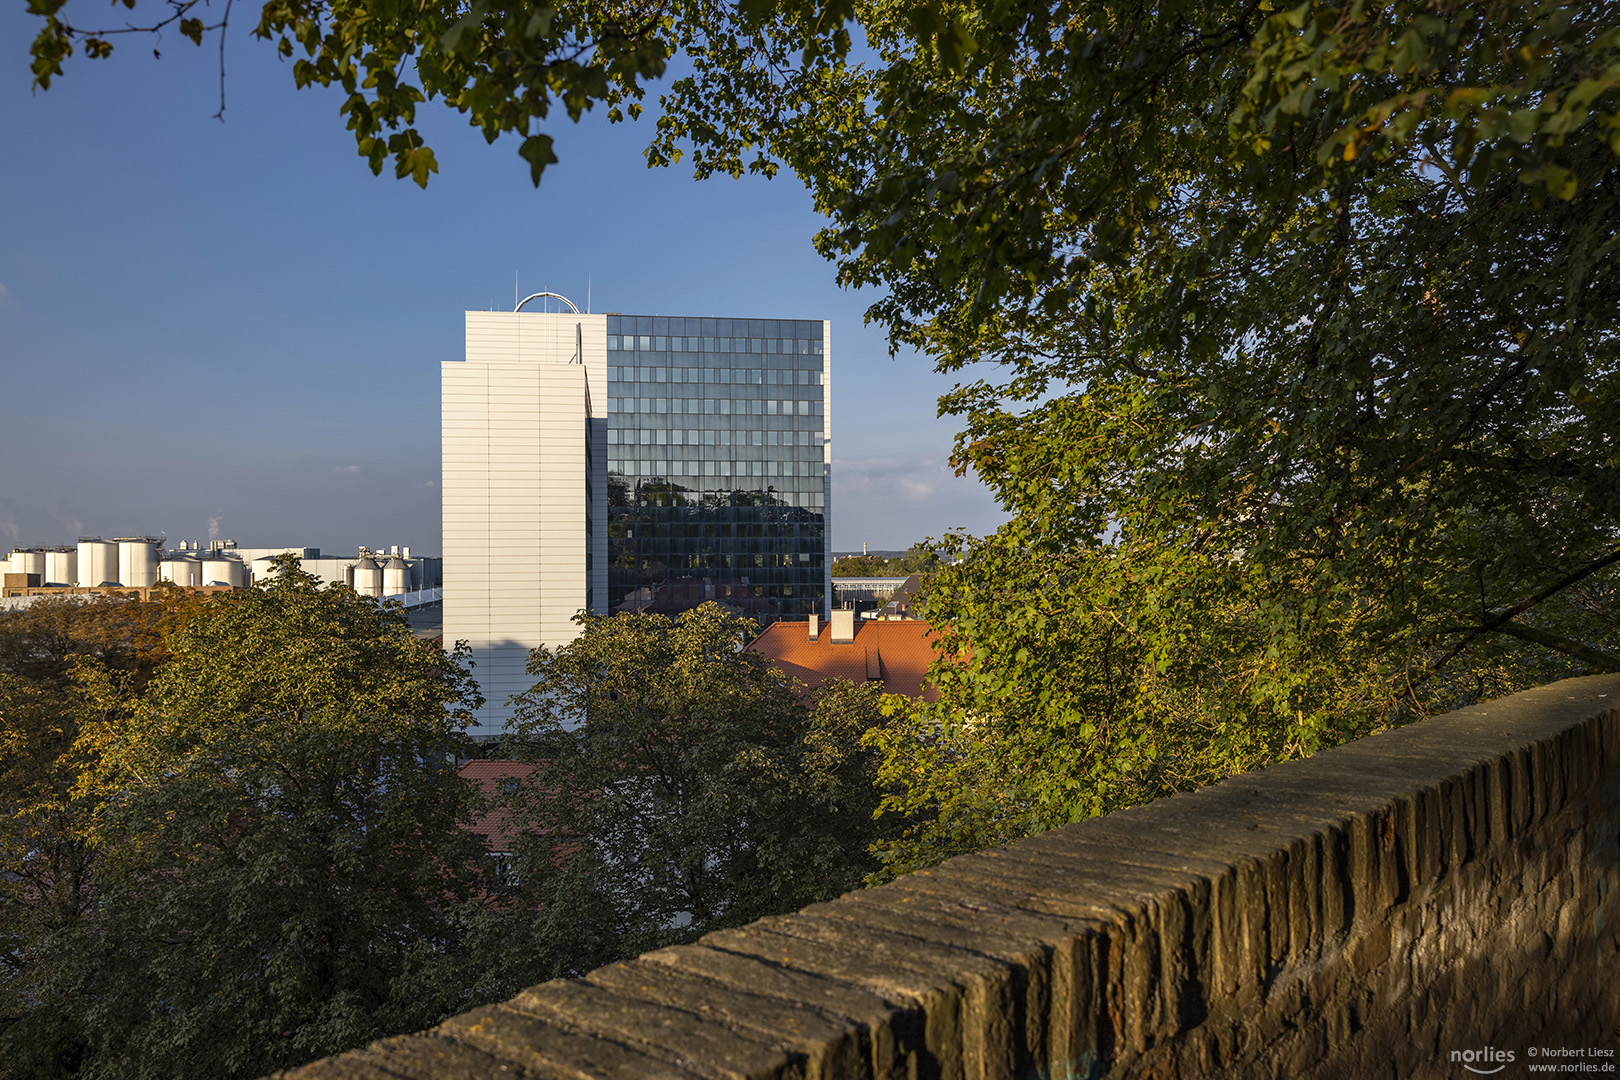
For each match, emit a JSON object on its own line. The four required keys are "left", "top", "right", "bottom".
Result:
{"left": 445, "top": 310, "right": 606, "bottom": 737}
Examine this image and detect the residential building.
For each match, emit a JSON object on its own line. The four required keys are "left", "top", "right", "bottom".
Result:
{"left": 444, "top": 306, "right": 832, "bottom": 735}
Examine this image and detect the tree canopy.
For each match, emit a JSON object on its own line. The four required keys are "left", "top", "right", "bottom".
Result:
{"left": 832, "top": 544, "right": 940, "bottom": 577}
{"left": 0, "top": 570, "right": 498, "bottom": 1080}
{"left": 499, "top": 602, "right": 896, "bottom": 956}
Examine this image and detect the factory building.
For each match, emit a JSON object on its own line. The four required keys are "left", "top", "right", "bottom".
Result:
{"left": 5, "top": 539, "right": 440, "bottom": 598}
{"left": 444, "top": 303, "right": 832, "bottom": 736}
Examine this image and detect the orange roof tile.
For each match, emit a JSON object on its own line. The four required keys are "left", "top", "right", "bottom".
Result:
{"left": 746, "top": 619, "right": 943, "bottom": 700}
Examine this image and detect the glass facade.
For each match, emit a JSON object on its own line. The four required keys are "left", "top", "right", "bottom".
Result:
{"left": 604, "top": 314, "right": 829, "bottom": 621}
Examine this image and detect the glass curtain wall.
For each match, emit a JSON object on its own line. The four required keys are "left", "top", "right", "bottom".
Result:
{"left": 604, "top": 315, "right": 828, "bottom": 621}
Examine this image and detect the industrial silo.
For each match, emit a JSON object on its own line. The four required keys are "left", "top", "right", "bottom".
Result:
{"left": 43, "top": 547, "right": 77, "bottom": 586}
{"left": 77, "top": 539, "right": 120, "bottom": 587}
{"left": 251, "top": 556, "right": 284, "bottom": 585}
{"left": 382, "top": 557, "right": 410, "bottom": 596}
{"left": 200, "top": 555, "right": 245, "bottom": 588}
{"left": 351, "top": 556, "right": 382, "bottom": 597}
{"left": 115, "top": 538, "right": 161, "bottom": 588}
{"left": 160, "top": 556, "right": 199, "bottom": 587}
{"left": 8, "top": 548, "right": 46, "bottom": 578}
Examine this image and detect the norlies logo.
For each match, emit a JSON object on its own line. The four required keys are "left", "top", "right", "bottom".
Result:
{"left": 1452, "top": 1047, "right": 1517, "bottom": 1074}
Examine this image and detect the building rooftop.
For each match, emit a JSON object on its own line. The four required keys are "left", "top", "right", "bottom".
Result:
{"left": 746, "top": 617, "right": 941, "bottom": 700}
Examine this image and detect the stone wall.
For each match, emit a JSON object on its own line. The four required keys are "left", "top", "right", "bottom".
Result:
{"left": 276, "top": 675, "right": 1620, "bottom": 1080}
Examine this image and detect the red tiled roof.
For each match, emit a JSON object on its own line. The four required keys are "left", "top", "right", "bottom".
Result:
{"left": 458, "top": 760, "right": 537, "bottom": 851}
{"left": 745, "top": 619, "right": 943, "bottom": 700}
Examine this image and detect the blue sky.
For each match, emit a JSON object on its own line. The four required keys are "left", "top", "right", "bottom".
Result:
{"left": 0, "top": 11, "right": 1006, "bottom": 555}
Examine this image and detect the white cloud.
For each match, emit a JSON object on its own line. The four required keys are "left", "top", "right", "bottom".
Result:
{"left": 831, "top": 454, "right": 1008, "bottom": 549}
{"left": 833, "top": 456, "right": 947, "bottom": 503}
{"left": 334, "top": 465, "right": 363, "bottom": 474}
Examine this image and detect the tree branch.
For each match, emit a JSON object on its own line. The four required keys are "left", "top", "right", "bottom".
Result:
{"left": 1491, "top": 619, "right": 1620, "bottom": 673}
{"left": 1418, "top": 542, "right": 1620, "bottom": 680}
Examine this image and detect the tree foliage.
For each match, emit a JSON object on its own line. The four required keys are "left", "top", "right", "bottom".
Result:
{"left": 75, "top": 563, "right": 489, "bottom": 1079}
{"left": 0, "top": 570, "right": 504, "bottom": 1080}
{"left": 0, "top": 594, "right": 200, "bottom": 1078}
{"left": 832, "top": 543, "right": 940, "bottom": 577}
{"left": 738, "top": 0, "right": 1619, "bottom": 873}
{"left": 501, "top": 602, "right": 895, "bottom": 958}
{"left": 25, "top": 0, "right": 856, "bottom": 186}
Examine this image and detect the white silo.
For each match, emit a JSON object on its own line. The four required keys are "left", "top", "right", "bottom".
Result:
{"left": 382, "top": 557, "right": 410, "bottom": 596}
{"left": 8, "top": 549, "right": 46, "bottom": 578}
{"left": 116, "top": 538, "right": 161, "bottom": 588}
{"left": 43, "top": 547, "right": 77, "bottom": 586}
{"left": 251, "top": 556, "right": 285, "bottom": 585}
{"left": 352, "top": 556, "right": 382, "bottom": 597}
{"left": 201, "top": 555, "right": 246, "bottom": 588}
{"left": 77, "top": 539, "right": 120, "bottom": 586}
{"left": 160, "top": 556, "right": 199, "bottom": 586}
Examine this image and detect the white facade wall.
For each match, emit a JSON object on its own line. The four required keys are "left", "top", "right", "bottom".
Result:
{"left": 445, "top": 311, "right": 607, "bottom": 736}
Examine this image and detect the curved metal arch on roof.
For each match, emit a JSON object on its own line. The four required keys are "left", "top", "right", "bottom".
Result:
{"left": 514, "top": 291, "right": 580, "bottom": 314}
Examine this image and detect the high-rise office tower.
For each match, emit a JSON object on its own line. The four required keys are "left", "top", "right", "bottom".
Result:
{"left": 444, "top": 307, "right": 831, "bottom": 735}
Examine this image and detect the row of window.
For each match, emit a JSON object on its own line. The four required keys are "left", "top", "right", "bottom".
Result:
{"left": 607, "top": 335, "right": 823, "bottom": 356}
{"left": 611, "top": 490, "right": 825, "bottom": 510}
{"left": 609, "top": 427, "right": 822, "bottom": 450}
{"left": 611, "top": 458, "right": 825, "bottom": 478}
{"left": 605, "top": 316, "right": 822, "bottom": 339}
{"left": 607, "top": 489, "right": 827, "bottom": 514}
{"left": 609, "top": 396, "right": 822, "bottom": 417}
{"left": 615, "top": 534, "right": 829, "bottom": 553}
{"left": 609, "top": 365, "right": 822, "bottom": 385}
{"left": 615, "top": 550, "right": 822, "bottom": 568}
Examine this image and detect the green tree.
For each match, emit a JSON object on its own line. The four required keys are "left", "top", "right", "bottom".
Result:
{"left": 833, "top": 544, "right": 941, "bottom": 577}
{"left": 831, "top": 554, "right": 890, "bottom": 577}
{"left": 71, "top": 562, "right": 489, "bottom": 1079}
{"left": 0, "top": 594, "right": 199, "bottom": 1080}
{"left": 24, "top": 0, "right": 852, "bottom": 186}
{"left": 501, "top": 603, "right": 894, "bottom": 959}
{"left": 674, "top": 0, "right": 1620, "bottom": 870}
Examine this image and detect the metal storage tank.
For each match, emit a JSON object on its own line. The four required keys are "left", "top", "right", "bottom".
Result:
{"left": 43, "top": 548, "right": 77, "bottom": 586}
{"left": 160, "top": 557, "right": 199, "bottom": 587}
{"left": 201, "top": 556, "right": 245, "bottom": 588}
{"left": 382, "top": 557, "right": 410, "bottom": 596}
{"left": 352, "top": 557, "right": 382, "bottom": 597}
{"left": 116, "top": 538, "right": 161, "bottom": 588}
{"left": 77, "top": 539, "right": 119, "bottom": 587}
{"left": 9, "top": 549, "right": 46, "bottom": 577}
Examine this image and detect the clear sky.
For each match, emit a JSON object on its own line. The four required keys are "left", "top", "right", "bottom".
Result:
{"left": 0, "top": 12, "right": 1007, "bottom": 556}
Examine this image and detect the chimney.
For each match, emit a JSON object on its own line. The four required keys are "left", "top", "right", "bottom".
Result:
{"left": 808, "top": 613, "right": 820, "bottom": 640}
{"left": 831, "top": 608, "right": 855, "bottom": 644}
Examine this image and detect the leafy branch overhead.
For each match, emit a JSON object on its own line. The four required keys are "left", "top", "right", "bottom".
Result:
{"left": 29, "top": 0, "right": 696, "bottom": 186}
